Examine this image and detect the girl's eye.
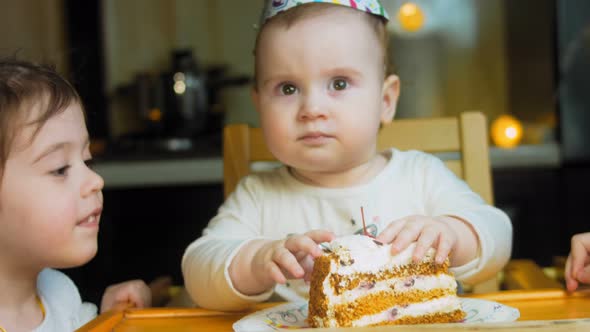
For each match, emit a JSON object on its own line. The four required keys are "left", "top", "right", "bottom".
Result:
{"left": 50, "top": 165, "right": 70, "bottom": 177}
{"left": 331, "top": 78, "right": 348, "bottom": 91}
{"left": 280, "top": 83, "right": 297, "bottom": 95}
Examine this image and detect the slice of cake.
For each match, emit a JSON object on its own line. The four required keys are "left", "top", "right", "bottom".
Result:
{"left": 308, "top": 234, "right": 465, "bottom": 327}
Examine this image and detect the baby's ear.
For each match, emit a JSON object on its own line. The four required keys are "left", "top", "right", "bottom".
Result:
{"left": 380, "top": 75, "right": 400, "bottom": 124}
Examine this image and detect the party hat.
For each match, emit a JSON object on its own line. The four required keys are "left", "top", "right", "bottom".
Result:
{"left": 261, "top": 0, "right": 390, "bottom": 24}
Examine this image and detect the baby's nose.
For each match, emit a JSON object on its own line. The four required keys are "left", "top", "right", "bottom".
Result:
{"left": 298, "top": 92, "right": 328, "bottom": 120}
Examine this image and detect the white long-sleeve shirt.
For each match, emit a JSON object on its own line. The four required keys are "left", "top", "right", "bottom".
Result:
{"left": 182, "top": 149, "right": 512, "bottom": 311}
{"left": 34, "top": 268, "right": 97, "bottom": 331}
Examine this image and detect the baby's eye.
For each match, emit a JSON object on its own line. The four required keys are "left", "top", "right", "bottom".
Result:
{"left": 280, "top": 83, "right": 298, "bottom": 95}
{"left": 330, "top": 78, "right": 348, "bottom": 91}
{"left": 50, "top": 165, "right": 70, "bottom": 177}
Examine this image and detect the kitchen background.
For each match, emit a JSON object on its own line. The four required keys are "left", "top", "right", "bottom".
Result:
{"left": 1, "top": 0, "right": 589, "bottom": 305}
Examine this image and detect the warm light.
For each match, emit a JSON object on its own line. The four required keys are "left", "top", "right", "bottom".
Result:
{"left": 173, "top": 72, "right": 185, "bottom": 81}
{"left": 505, "top": 127, "right": 518, "bottom": 139}
{"left": 173, "top": 72, "right": 186, "bottom": 94}
{"left": 491, "top": 115, "right": 523, "bottom": 148}
{"left": 148, "top": 108, "right": 162, "bottom": 122}
{"left": 397, "top": 2, "right": 425, "bottom": 32}
{"left": 174, "top": 81, "right": 186, "bottom": 94}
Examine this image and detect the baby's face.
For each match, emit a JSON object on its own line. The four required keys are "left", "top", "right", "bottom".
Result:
{"left": 254, "top": 7, "right": 396, "bottom": 177}
{"left": 0, "top": 102, "right": 104, "bottom": 270}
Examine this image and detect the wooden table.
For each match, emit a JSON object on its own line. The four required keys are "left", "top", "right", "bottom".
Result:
{"left": 78, "top": 289, "right": 590, "bottom": 332}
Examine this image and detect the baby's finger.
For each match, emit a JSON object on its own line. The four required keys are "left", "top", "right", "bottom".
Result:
{"left": 305, "top": 229, "right": 336, "bottom": 244}
{"left": 268, "top": 261, "right": 287, "bottom": 284}
{"left": 285, "top": 234, "right": 323, "bottom": 258}
{"left": 300, "top": 255, "right": 315, "bottom": 282}
{"left": 272, "top": 247, "right": 304, "bottom": 278}
{"left": 413, "top": 228, "right": 438, "bottom": 262}
{"left": 294, "top": 251, "right": 309, "bottom": 261}
{"left": 435, "top": 233, "right": 453, "bottom": 265}
{"left": 390, "top": 224, "right": 421, "bottom": 255}
{"left": 376, "top": 219, "right": 407, "bottom": 244}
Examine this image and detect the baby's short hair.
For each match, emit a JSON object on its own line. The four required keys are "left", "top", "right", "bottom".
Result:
{"left": 253, "top": 2, "right": 394, "bottom": 83}
{"left": 0, "top": 57, "right": 81, "bottom": 181}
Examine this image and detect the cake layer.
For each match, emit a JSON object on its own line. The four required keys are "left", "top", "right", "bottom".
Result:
{"left": 328, "top": 260, "right": 451, "bottom": 295}
{"left": 312, "top": 296, "right": 465, "bottom": 327}
{"left": 332, "top": 291, "right": 459, "bottom": 324}
{"left": 324, "top": 274, "right": 457, "bottom": 305}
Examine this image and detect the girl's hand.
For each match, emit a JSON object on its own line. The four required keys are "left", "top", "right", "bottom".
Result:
{"left": 565, "top": 232, "right": 590, "bottom": 292}
{"left": 253, "top": 230, "right": 335, "bottom": 287}
{"left": 376, "top": 215, "right": 459, "bottom": 265}
{"left": 100, "top": 279, "right": 152, "bottom": 313}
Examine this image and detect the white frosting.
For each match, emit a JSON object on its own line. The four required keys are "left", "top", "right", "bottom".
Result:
{"left": 324, "top": 234, "right": 436, "bottom": 275}
{"left": 322, "top": 274, "right": 457, "bottom": 305}
{"left": 352, "top": 296, "right": 461, "bottom": 327}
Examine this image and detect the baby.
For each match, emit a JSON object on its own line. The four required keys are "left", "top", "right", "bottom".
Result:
{"left": 0, "top": 58, "right": 151, "bottom": 331}
{"left": 182, "top": 0, "right": 512, "bottom": 311}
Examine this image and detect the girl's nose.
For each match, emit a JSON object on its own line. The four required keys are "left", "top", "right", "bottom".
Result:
{"left": 82, "top": 167, "right": 104, "bottom": 197}
{"left": 298, "top": 90, "right": 328, "bottom": 121}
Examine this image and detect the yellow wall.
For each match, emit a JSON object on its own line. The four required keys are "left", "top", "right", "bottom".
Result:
{"left": 0, "top": 0, "right": 67, "bottom": 72}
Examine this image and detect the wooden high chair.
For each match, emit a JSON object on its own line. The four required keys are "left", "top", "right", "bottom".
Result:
{"left": 222, "top": 111, "right": 558, "bottom": 294}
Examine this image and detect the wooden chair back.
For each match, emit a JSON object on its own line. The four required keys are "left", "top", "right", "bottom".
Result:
{"left": 223, "top": 111, "right": 493, "bottom": 204}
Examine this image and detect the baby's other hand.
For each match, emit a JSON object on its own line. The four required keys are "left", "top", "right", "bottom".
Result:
{"left": 254, "top": 230, "right": 334, "bottom": 286}
{"left": 376, "top": 215, "right": 458, "bottom": 265}
{"left": 100, "top": 279, "right": 152, "bottom": 313}
{"left": 565, "top": 232, "right": 590, "bottom": 292}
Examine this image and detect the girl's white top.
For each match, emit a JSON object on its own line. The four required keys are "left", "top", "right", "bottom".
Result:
{"left": 33, "top": 269, "right": 97, "bottom": 332}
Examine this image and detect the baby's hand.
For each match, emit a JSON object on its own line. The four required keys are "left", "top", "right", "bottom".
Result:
{"left": 565, "top": 232, "right": 590, "bottom": 292}
{"left": 376, "top": 215, "right": 458, "bottom": 265}
{"left": 253, "top": 230, "right": 334, "bottom": 286}
{"left": 100, "top": 279, "right": 152, "bottom": 313}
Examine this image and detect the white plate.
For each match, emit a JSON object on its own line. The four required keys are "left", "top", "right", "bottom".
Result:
{"left": 233, "top": 298, "right": 520, "bottom": 331}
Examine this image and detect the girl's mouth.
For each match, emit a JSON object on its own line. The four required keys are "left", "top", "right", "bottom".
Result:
{"left": 77, "top": 208, "right": 102, "bottom": 227}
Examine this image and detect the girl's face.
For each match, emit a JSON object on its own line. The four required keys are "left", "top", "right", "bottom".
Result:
{"left": 253, "top": 7, "right": 399, "bottom": 182}
{"left": 0, "top": 102, "right": 104, "bottom": 271}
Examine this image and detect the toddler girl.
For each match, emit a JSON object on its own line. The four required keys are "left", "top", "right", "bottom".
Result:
{"left": 0, "top": 59, "right": 151, "bottom": 331}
